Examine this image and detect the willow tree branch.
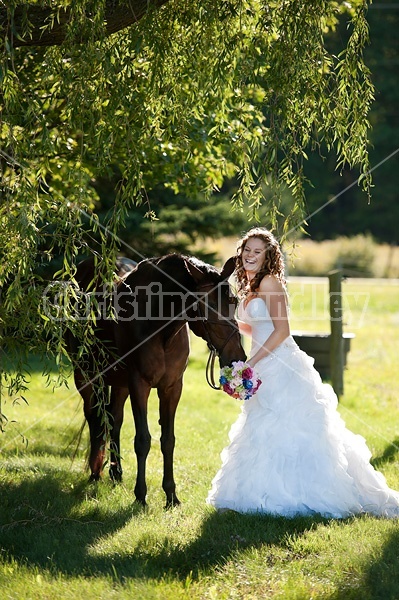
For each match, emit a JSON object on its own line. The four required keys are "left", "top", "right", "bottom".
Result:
{"left": 1, "top": 0, "right": 170, "bottom": 48}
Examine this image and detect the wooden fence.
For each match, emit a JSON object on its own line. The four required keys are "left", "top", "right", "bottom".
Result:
{"left": 291, "top": 270, "right": 354, "bottom": 397}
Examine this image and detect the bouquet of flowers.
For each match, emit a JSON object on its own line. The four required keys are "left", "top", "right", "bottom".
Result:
{"left": 219, "top": 361, "right": 262, "bottom": 401}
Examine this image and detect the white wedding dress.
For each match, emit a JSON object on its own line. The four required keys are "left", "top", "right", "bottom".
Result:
{"left": 207, "top": 297, "right": 399, "bottom": 518}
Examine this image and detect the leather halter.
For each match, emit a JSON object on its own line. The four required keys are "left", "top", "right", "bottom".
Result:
{"left": 193, "top": 283, "right": 238, "bottom": 390}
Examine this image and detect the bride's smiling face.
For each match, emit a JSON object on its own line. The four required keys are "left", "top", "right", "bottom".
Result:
{"left": 242, "top": 237, "right": 267, "bottom": 277}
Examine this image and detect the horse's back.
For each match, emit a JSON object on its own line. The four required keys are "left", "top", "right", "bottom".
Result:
{"left": 75, "top": 255, "right": 137, "bottom": 291}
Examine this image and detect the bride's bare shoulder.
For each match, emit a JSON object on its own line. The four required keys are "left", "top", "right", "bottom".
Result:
{"left": 258, "top": 274, "right": 285, "bottom": 293}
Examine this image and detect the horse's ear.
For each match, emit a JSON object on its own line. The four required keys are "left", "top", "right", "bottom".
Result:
{"left": 185, "top": 259, "right": 205, "bottom": 283}
{"left": 220, "top": 256, "right": 237, "bottom": 280}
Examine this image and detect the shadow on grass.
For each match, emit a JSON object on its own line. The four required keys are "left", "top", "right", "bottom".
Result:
{"left": 2, "top": 439, "right": 399, "bottom": 594}
{"left": 327, "top": 437, "right": 399, "bottom": 599}
{"left": 371, "top": 437, "right": 399, "bottom": 470}
{"left": 328, "top": 527, "right": 399, "bottom": 600}
{"left": 360, "top": 528, "right": 399, "bottom": 600}
{"left": 2, "top": 467, "right": 399, "bottom": 599}
{"left": 0, "top": 469, "right": 139, "bottom": 574}
{"left": 0, "top": 466, "right": 330, "bottom": 581}
{"left": 124, "top": 509, "right": 328, "bottom": 579}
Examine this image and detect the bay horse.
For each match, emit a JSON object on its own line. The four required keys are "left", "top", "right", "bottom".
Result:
{"left": 67, "top": 253, "right": 246, "bottom": 507}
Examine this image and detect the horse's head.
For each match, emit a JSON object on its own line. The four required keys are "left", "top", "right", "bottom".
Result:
{"left": 185, "top": 256, "right": 247, "bottom": 368}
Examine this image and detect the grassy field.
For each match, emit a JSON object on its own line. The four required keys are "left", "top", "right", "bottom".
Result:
{"left": 1, "top": 278, "right": 399, "bottom": 599}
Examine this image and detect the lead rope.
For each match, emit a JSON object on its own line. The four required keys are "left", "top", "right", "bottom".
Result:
{"left": 206, "top": 346, "right": 220, "bottom": 390}
{"left": 204, "top": 324, "right": 239, "bottom": 390}
{"left": 193, "top": 287, "right": 238, "bottom": 391}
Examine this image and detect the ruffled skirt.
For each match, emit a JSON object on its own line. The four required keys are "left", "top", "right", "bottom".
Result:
{"left": 207, "top": 338, "right": 399, "bottom": 518}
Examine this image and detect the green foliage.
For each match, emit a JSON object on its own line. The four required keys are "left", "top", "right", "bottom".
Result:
{"left": 0, "top": 0, "right": 373, "bottom": 417}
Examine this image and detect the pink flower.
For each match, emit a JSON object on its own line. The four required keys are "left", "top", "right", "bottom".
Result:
{"left": 241, "top": 367, "right": 253, "bottom": 380}
{"left": 253, "top": 379, "right": 262, "bottom": 393}
{"left": 223, "top": 383, "right": 235, "bottom": 396}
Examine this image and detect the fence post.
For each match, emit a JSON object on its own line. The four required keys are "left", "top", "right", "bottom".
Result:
{"left": 328, "top": 270, "right": 344, "bottom": 397}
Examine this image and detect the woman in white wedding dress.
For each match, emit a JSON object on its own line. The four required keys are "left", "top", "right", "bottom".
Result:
{"left": 207, "top": 227, "right": 399, "bottom": 518}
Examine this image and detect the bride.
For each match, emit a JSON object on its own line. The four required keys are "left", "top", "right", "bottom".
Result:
{"left": 207, "top": 227, "right": 399, "bottom": 518}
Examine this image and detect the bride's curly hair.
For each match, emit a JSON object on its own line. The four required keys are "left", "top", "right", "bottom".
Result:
{"left": 235, "top": 227, "right": 286, "bottom": 297}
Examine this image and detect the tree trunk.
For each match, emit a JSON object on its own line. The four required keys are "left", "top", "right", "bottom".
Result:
{"left": 1, "top": 0, "right": 170, "bottom": 48}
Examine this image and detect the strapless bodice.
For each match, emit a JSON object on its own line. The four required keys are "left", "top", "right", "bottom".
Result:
{"left": 238, "top": 297, "right": 277, "bottom": 357}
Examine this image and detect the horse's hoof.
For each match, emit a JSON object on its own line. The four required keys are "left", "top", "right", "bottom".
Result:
{"left": 109, "top": 468, "right": 123, "bottom": 484}
{"left": 134, "top": 498, "right": 148, "bottom": 510}
{"left": 165, "top": 497, "right": 181, "bottom": 510}
{"left": 88, "top": 473, "right": 101, "bottom": 483}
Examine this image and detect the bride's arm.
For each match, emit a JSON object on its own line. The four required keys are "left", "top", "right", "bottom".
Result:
{"left": 247, "top": 275, "right": 290, "bottom": 368}
{"left": 236, "top": 319, "right": 252, "bottom": 337}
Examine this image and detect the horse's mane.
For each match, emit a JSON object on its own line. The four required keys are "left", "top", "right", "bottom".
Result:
{"left": 150, "top": 253, "right": 219, "bottom": 276}
{"left": 185, "top": 255, "right": 218, "bottom": 274}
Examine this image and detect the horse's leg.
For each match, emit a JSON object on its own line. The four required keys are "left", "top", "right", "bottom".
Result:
{"left": 75, "top": 370, "right": 109, "bottom": 481}
{"left": 108, "top": 385, "right": 129, "bottom": 483}
{"left": 129, "top": 376, "right": 152, "bottom": 506}
{"left": 158, "top": 377, "right": 183, "bottom": 508}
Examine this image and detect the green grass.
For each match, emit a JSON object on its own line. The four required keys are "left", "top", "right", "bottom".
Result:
{"left": 1, "top": 278, "right": 399, "bottom": 599}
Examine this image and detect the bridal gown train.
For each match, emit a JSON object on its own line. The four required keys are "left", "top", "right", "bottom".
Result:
{"left": 207, "top": 297, "right": 399, "bottom": 518}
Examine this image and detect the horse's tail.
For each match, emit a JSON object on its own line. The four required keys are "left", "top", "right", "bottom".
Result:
{"left": 67, "top": 418, "right": 88, "bottom": 468}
